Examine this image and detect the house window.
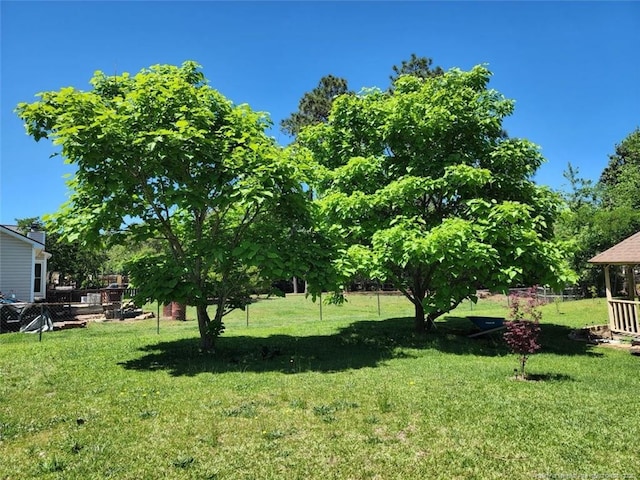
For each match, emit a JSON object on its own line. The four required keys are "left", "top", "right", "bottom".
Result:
{"left": 34, "top": 263, "right": 43, "bottom": 293}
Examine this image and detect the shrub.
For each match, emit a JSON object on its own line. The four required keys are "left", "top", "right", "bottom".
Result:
{"left": 504, "top": 288, "right": 542, "bottom": 378}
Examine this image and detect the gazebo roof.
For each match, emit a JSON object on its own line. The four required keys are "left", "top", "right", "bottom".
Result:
{"left": 589, "top": 230, "right": 640, "bottom": 265}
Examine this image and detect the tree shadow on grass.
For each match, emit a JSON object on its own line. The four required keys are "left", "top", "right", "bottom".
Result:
{"left": 119, "top": 315, "right": 602, "bottom": 377}
{"left": 443, "top": 316, "right": 605, "bottom": 358}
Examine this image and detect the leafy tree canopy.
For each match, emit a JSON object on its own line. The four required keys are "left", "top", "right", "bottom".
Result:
{"left": 599, "top": 128, "right": 640, "bottom": 210}
{"left": 15, "top": 217, "right": 106, "bottom": 288}
{"left": 16, "top": 61, "right": 336, "bottom": 350}
{"left": 300, "top": 66, "right": 575, "bottom": 332}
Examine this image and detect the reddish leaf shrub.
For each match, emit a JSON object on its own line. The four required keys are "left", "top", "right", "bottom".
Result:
{"left": 503, "top": 287, "right": 542, "bottom": 378}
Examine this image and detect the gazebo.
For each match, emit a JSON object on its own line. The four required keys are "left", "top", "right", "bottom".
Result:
{"left": 589, "top": 231, "right": 640, "bottom": 335}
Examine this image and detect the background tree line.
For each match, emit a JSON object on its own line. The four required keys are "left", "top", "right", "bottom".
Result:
{"left": 556, "top": 127, "right": 640, "bottom": 294}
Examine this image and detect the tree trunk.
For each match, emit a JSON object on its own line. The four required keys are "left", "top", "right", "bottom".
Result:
{"left": 196, "top": 304, "right": 214, "bottom": 351}
{"left": 213, "top": 299, "right": 225, "bottom": 330}
{"left": 414, "top": 300, "right": 426, "bottom": 333}
{"left": 413, "top": 301, "right": 437, "bottom": 333}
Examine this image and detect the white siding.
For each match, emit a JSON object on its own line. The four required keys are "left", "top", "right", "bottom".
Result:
{"left": 0, "top": 232, "right": 34, "bottom": 302}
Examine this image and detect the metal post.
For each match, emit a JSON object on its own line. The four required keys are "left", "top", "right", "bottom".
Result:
{"left": 39, "top": 303, "right": 44, "bottom": 343}
{"left": 319, "top": 293, "right": 323, "bottom": 321}
{"left": 377, "top": 289, "right": 381, "bottom": 317}
{"left": 246, "top": 303, "right": 249, "bottom": 327}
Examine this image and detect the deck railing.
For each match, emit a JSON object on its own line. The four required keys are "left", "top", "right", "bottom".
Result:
{"left": 608, "top": 298, "right": 640, "bottom": 335}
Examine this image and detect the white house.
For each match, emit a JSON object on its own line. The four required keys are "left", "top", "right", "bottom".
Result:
{"left": 0, "top": 225, "right": 52, "bottom": 302}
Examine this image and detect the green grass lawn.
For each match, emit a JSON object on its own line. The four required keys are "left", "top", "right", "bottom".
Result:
{"left": 1, "top": 294, "right": 638, "bottom": 479}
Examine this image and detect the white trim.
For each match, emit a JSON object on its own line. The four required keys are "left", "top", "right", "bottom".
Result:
{"left": 33, "top": 260, "right": 46, "bottom": 298}
{"left": 29, "top": 248, "right": 36, "bottom": 302}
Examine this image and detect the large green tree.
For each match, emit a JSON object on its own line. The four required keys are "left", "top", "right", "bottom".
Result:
{"left": 17, "top": 61, "right": 334, "bottom": 350}
{"left": 301, "top": 66, "right": 574, "bottom": 332}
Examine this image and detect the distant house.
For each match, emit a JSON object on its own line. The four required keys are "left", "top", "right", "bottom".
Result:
{"left": 0, "top": 225, "right": 52, "bottom": 302}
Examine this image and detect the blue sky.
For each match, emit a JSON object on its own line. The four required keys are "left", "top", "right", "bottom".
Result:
{"left": 1, "top": 1, "right": 638, "bottom": 225}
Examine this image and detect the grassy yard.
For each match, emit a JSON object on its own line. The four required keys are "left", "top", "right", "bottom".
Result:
{"left": 1, "top": 294, "right": 638, "bottom": 479}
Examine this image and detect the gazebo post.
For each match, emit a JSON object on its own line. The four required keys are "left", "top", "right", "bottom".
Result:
{"left": 604, "top": 265, "right": 615, "bottom": 331}
{"left": 627, "top": 265, "right": 640, "bottom": 333}
{"left": 625, "top": 265, "right": 636, "bottom": 300}
{"left": 628, "top": 264, "right": 639, "bottom": 333}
